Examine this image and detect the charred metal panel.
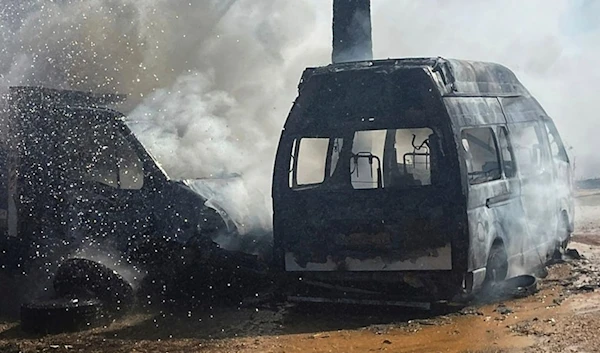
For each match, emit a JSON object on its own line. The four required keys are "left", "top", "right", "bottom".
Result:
{"left": 444, "top": 96, "right": 524, "bottom": 280}
{"left": 543, "top": 118, "right": 575, "bottom": 233}
{"left": 283, "top": 67, "right": 445, "bottom": 135}
{"left": 285, "top": 244, "right": 452, "bottom": 271}
{"left": 278, "top": 188, "right": 457, "bottom": 270}
{"left": 499, "top": 96, "right": 548, "bottom": 123}
{"left": 298, "top": 57, "right": 531, "bottom": 98}
{"left": 293, "top": 270, "right": 465, "bottom": 302}
{"left": 443, "top": 97, "right": 507, "bottom": 127}
{"left": 444, "top": 59, "right": 529, "bottom": 97}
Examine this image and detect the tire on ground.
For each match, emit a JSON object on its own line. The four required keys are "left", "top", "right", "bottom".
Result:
{"left": 20, "top": 298, "right": 108, "bottom": 334}
{"left": 53, "top": 258, "right": 134, "bottom": 316}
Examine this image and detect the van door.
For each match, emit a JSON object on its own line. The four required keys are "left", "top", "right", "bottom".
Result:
{"left": 461, "top": 126, "right": 521, "bottom": 281}
{"left": 60, "top": 110, "right": 150, "bottom": 251}
{"left": 509, "top": 121, "right": 557, "bottom": 264}
{"left": 543, "top": 118, "right": 573, "bottom": 237}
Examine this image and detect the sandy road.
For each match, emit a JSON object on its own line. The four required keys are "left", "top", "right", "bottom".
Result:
{"left": 2, "top": 194, "right": 600, "bottom": 353}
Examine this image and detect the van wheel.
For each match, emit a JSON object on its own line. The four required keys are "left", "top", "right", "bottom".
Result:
{"left": 20, "top": 298, "right": 108, "bottom": 334}
{"left": 553, "top": 214, "right": 571, "bottom": 260}
{"left": 485, "top": 244, "right": 508, "bottom": 284}
{"left": 53, "top": 258, "right": 134, "bottom": 316}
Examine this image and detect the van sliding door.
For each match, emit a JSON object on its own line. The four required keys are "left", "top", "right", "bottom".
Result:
{"left": 509, "top": 121, "right": 557, "bottom": 263}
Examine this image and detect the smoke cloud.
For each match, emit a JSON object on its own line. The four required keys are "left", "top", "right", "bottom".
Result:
{"left": 0, "top": 0, "right": 598, "bottom": 242}
{"left": 0, "top": 0, "right": 330, "bottom": 238}
{"left": 370, "top": 0, "right": 600, "bottom": 178}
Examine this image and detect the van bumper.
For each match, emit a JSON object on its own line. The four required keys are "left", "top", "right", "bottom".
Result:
{"left": 287, "top": 294, "right": 433, "bottom": 310}
{"left": 282, "top": 270, "right": 464, "bottom": 303}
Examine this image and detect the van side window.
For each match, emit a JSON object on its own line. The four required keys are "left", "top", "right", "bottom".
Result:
{"left": 544, "top": 121, "right": 569, "bottom": 162}
{"left": 461, "top": 128, "right": 502, "bottom": 185}
{"left": 511, "top": 123, "right": 546, "bottom": 176}
{"left": 62, "top": 120, "right": 144, "bottom": 190}
{"left": 64, "top": 125, "right": 119, "bottom": 188}
{"left": 88, "top": 139, "right": 119, "bottom": 188}
{"left": 498, "top": 127, "right": 516, "bottom": 178}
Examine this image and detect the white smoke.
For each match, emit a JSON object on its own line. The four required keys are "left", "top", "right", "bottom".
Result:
{"left": 1, "top": 0, "right": 598, "bottom": 243}
{"left": 369, "top": 0, "right": 600, "bottom": 179}
{"left": 0, "top": 0, "right": 330, "bottom": 238}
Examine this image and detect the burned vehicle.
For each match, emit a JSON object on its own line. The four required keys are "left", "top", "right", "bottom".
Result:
{"left": 0, "top": 87, "right": 266, "bottom": 322}
{"left": 272, "top": 57, "right": 574, "bottom": 308}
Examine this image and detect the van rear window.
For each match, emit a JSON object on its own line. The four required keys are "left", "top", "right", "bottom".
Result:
{"left": 289, "top": 127, "right": 439, "bottom": 190}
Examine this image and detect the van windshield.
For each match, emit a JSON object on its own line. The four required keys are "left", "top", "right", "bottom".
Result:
{"left": 289, "top": 127, "right": 440, "bottom": 190}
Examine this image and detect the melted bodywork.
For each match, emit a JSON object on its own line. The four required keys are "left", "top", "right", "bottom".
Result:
{"left": 272, "top": 57, "right": 574, "bottom": 304}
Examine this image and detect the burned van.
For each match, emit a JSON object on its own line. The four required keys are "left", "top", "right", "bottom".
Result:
{"left": 0, "top": 87, "right": 264, "bottom": 309}
{"left": 272, "top": 57, "right": 574, "bottom": 307}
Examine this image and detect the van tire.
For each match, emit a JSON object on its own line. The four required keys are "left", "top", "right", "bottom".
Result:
{"left": 53, "top": 258, "right": 134, "bottom": 316}
{"left": 20, "top": 298, "right": 107, "bottom": 334}
{"left": 553, "top": 213, "right": 571, "bottom": 260}
{"left": 485, "top": 244, "right": 508, "bottom": 284}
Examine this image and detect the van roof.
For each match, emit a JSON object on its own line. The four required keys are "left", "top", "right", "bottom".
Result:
{"left": 8, "top": 86, "right": 127, "bottom": 109}
{"left": 304, "top": 57, "right": 530, "bottom": 98}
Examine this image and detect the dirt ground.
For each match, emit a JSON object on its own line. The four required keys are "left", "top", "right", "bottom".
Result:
{"left": 2, "top": 193, "right": 600, "bottom": 353}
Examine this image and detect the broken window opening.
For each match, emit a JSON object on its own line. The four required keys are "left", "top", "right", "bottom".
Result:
{"left": 61, "top": 118, "right": 144, "bottom": 190}
{"left": 498, "top": 127, "right": 516, "bottom": 179}
{"left": 511, "top": 123, "right": 548, "bottom": 177}
{"left": 461, "top": 127, "right": 502, "bottom": 185}
{"left": 544, "top": 121, "right": 568, "bottom": 163}
{"left": 289, "top": 127, "right": 437, "bottom": 190}
{"left": 351, "top": 129, "right": 386, "bottom": 189}
{"left": 291, "top": 137, "right": 329, "bottom": 187}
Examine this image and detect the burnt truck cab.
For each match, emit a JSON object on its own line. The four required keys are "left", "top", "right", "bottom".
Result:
{"left": 0, "top": 87, "right": 241, "bottom": 287}
{"left": 272, "top": 57, "right": 574, "bottom": 307}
